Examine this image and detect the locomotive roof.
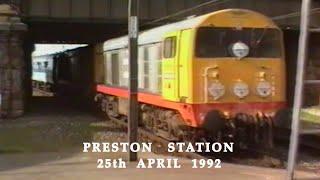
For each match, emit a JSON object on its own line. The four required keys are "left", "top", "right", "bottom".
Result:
{"left": 103, "top": 9, "right": 278, "bottom": 51}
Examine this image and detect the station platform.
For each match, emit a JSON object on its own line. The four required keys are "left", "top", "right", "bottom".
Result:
{"left": 0, "top": 151, "right": 319, "bottom": 180}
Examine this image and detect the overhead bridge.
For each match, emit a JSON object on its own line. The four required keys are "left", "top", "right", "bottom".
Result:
{"left": 15, "top": 0, "right": 314, "bottom": 23}
{"left": 0, "top": 0, "right": 318, "bottom": 43}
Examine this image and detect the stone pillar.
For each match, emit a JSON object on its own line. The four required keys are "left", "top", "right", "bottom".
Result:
{"left": 0, "top": 4, "right": 27, "bottom": 119}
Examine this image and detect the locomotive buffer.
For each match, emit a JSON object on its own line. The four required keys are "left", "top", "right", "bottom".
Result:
{"left": 287, "top": 0, "right": 320, "bottom": 179}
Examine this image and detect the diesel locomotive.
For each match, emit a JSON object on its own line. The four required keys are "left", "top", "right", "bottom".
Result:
{"left": 95, "top": 9, "right": 287, "bottom": 147}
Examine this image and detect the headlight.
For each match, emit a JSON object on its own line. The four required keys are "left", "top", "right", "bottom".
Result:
{"left": 230, "top": 41, "right": 250, "bottom": 59}
{"left": 233, "top": 82, "right": 249, "bottom": 98}
{"left": 208, "top": 82, "right": 225, "bottom": 100}
{"left": 256, "top": 81, "right": 272, "bottom": 97}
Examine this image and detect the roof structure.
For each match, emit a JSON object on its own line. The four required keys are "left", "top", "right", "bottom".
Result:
{"left": 32, "top": 44, "right": 88, "bottom": 57}
{"left": 103, "top": 9, "right": 277, "bottom": 51}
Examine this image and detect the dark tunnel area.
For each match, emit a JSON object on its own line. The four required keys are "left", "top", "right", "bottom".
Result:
{"left": 30, "top": 45, "right": 98, "bottom": 113}
{"left": 20, "top": 22, "right": 125, "bottom": 116}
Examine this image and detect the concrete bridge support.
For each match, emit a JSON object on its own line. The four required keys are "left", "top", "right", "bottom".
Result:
{"left": 0, "top": 4, "right": 27, "bottom": 119}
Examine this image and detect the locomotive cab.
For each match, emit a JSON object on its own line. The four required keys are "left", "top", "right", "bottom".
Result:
{"left": 161, "top": 9, "right": 286, "bottom": 126}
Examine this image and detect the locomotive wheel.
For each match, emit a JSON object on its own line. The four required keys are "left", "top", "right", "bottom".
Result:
{"left": 274, "top": 108, "right": 292, "bottom": 129}
{"left": 202, "top": 110, "right": 225, "bottom": 138}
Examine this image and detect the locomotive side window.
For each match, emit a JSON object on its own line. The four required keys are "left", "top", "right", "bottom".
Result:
{"left": 143, "top": 47, "right": 150, "bottom": 89}
{"left": 163, "top": 37, "right": 176, "bottom": 58}
{"left": 111, "top": 52, "right": 119, "bottom": 85}
{"left": 105, "top": 52, "right": 113, "bottom": 85}
{"left": 195, "top": 27, "right": 282, "bottom": 58}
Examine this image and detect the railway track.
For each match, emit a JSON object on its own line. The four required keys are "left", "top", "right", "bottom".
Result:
{"left": 101, "top": 113, "right": 320, "bottom": 171}
{"left": 33, "top": 88, "right": 54, "bottom": 97}
{"left": 275, "top": 127, "right": 320, "bottom": 150}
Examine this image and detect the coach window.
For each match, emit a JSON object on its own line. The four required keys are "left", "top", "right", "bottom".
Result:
{"left": 37, "top": 62, "right": 42, "bottom": 71}
{"left": 44, "top": 61, "right": 48, "bottom": 69}
{"left": 163, "top": 37, "right": 176, "bottom": 58}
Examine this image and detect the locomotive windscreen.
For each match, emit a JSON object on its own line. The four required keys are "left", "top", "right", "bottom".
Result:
{"left": 195, "top": 27, "right": 282, "bottom": 58}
